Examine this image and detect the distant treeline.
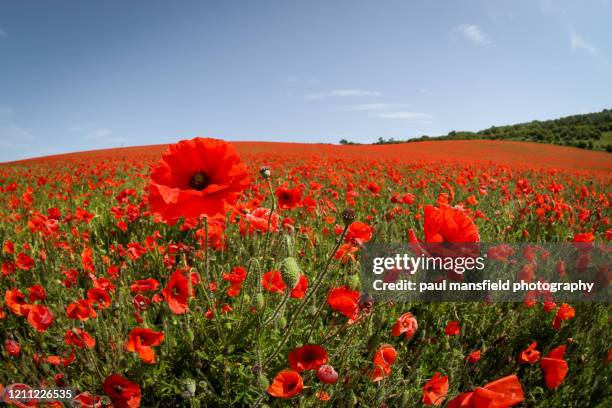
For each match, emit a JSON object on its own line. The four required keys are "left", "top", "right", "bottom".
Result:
{"left": 339, "top": 109, "right": 612, "bottom": 152}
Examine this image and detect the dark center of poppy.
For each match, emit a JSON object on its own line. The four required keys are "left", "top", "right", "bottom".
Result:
{"left": 189, "top": 171, "right": 210, "bottom": 191}
{"left": 113, "top": 385, "right": 123, "bottom": 394}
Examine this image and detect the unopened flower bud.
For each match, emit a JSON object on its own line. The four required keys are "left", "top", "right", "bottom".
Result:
{"left": 260, "top": 166, "right": 271, "bottom": 179}
{"left": 281, "top": 256, "right": 302, "bottom": 289}
{"left": 341, "top": 208, "right": 356, "bottom": 226}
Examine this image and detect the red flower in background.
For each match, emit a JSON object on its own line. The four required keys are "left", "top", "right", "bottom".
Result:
{"left": 344, "top": 221, "right": 373, "bottom": 245}
{"left": 66, "top": 299, "right": 97, "bottom": 321}
{"left": 466, "top": 350, "right": 481, "bottom": 364}
{"left": 162, "top": 270, "right": 193, "bottom": 314}
{"left": 27, "top": 305, "right": 53, "bottom": 332}
{"left": 392, "top": 312, "right": 418, "bottom": 339}
{"left": 518, "top": 341, "right": 541, "bottom": 364}
{"left": 540, "top": 345, "right": 568, "bottom": 389}
{"left": 262, "top": 270, "right": 286, "bottom": 294}
{"left": 422, "top": 372, "right": 449, "bottom": 406}
{"left": 288, "top": 344, "right": 328, "bottom": 372}
{"left": 445, "top": 321, "right": 461, "bottom": 336}
{"left": 275, "top": 186, "right": 303, "bottom": 209}
{"left": 245, "top": 207, "right": 280, "bottom": 233}
{"left": 327, "top": 286, "right": 360, "bottom": 321}
{"left": 148, "top": 137, "right": 250, "bottom": 225}
{"left": 423, "top": 204, "right": 479, "bottom": 243}
{"left": 65, "top": 328, "right": 96, "bottom": 349}
{"left": 16, "top": 253, "right": 35, "bottom": 271}
{"left": 447, "top": 375, "right": 524, "bottom": 408}
{"left": 126, "top": 327, "right": 165, "bottom": 364}
{"left": 267, "top": 370, "right": 304, "bottom": 398}
{"left": 552, "top": 303, "right": 575, "bottom": 331}
{"left": 4, "top": 339, "right": 21, "bottom": 357}
{"left": 102, "top": 374, "right": 141, "bottom": 408}
{"left": 5, "top": 288, "right": 30, "bottom": 317}
{"left": 370, "top": 344, "right": 397, "bottom": 382}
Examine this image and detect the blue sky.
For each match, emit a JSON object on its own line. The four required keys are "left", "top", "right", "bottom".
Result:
{"left": 1, "top": 0, "right": 611, "bottom": 162}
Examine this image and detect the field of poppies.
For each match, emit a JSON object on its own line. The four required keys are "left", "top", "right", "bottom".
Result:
{"left": 0, "top": 138, "right": 610, "bottom": 407}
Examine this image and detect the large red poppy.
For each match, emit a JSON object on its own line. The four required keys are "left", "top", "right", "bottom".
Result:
{"left": 267, "top": 370, "right": 304, "bottom": 399}
{"left": 65, "top": 328, "right": 96, "bottom": 349}
{"left": 540, "top": 345, "right": 568, "bottom": 389}
{"left": 102, "top": 374, "right": 141, "bottom": 408}
{"left": 148, "top": 137, "right": 250, "bottom": 225}
{"left": 447, "top": 375, "right": 524, "bottom": 408}
{"left": 126, "top": 327, "right": 165, "bottom": 364}
{"left": 423, "top": 372, "right": 449, "bottom": 406}
{"left": 370, "top": 344, "right": 398, "bottom": 382}
{"left": 288, "top": 344, "right": 329, "bottom": 372}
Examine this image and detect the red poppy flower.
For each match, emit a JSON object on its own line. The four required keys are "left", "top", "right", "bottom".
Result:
{"left": 290, "top": 275, "right": 308, "bottom": 299}
{"left": 423, "top": 204, "right": 480, "bottom": 243}
{"left": 16, "top": 252, "right": 35, "bottom": 271}
{"left": 245, "top": 207, "right": 280, "bottom": 233}
{"left": 81, "top": 247, "right": 95, "bottom": 273}
{"left": 422, "top": 372, "right": 449, "bottom": 406}
{"left": 4, "top": 339, "right": 20, "bottom": 357}
{"left": 126, "top": 327, "right": 165, "bottom": 364}
{"left": 344, "top": 221, "right": 373, "bottom": 245}
{"left": 262, "top": 270, "right": 287, "bottom": 294}
{"left": 130, "top": 278, "right": 160, "bottom": 293}
{"left": 445, "top": 321, "right": 460, "bottom": 336}
{"left": 392, "top": 312, "right": 418, "bottom": 339}
{"left": 66, "top": 299, "right": 97, "bottom": 321}
{"left": 540, "top": 345, "right": 568, "bottom": 389}
{"left": 102, "top": 374, "right": 141, "bottom": 408}
{"left": 466, "top": 350, "right": 481, "bottom": 364}
{"left": 5, "top": 288, "right": 30, "bottom": 317}
{"left": 327, "top": 286, "right": 360, "bottom": 321}
{"left": 148, "top": 137, "right": 250, "bottom": 225}
{"left": 317, "top": 365, "right": 339, "bottom": 384}
{"left": 222, "top": 266, "right": 247, "bottom": 297}
{"left": 288, "top": 344, "right": 329, "bottom": 372}
{"left": 73, "top": 392, "right": 102, "bottom": 408}
{"left": 162, "top": 269, "right": 193, "bottom": 314}
{"left": 87, "top": 288, "right": 111, "bottom": 310}
{"left": 447, "top": 375, "right": 524, "bottom": 408}
{"left": 370, "top": 344, "right": 397, "bottom": 382}
{"left": 27, "top": 285, "right": 46, "bottom": 302}
{"left": 275, "top": 186, "right": 303, "bottom": 209}
{"left": 65, "top": 328, "right": 96, "bottom": 349}
{"left": 267, "top": 369, "right": 304, "bottom": 399}
{"left": 518, "top": 341, "right": 540, "bottom": 364}
{"left": 27, "top": 304, "right": 54, "bottom": 332}
{"left": 552, "top": 303, "right": 575, "bottom": 330}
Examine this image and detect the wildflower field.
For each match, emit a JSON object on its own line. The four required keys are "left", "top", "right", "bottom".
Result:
{"left": 0, "top": 138, "right": 611, "bottom": 407}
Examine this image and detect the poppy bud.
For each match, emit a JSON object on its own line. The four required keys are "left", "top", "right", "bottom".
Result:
{"left": 242, "top": 294, "right": 251, "bottom": 304}
{"left": 255, "top": 293, "right": 265, "bottom": 309}
{"left": 186, "top": 329, "right": 195, "bottom": 343}
{"left": 398, "top": 390, "right": 410, "bottom": 407}
{"left": 341, "top": 208, "right": 356, "bottom": 226}
{"left": 347, "top": 391, "right": 358, "bottom": 407}
{"left": 260, "top": 166, "right": 271, "bottom": 179}
{"left": 182, "top": 378, "right": 196, "bottom": 396}
{"left": 358, "top": 292, "right": 374, "bottom": 310}
{"left": 276, "top": 316, "right": 287, "bottom": 330}
{"left": 316, "top": 365, "right": 339, "bottom": 384}
{"left": 347, "top": 274, "right": 360, "bottom": 290}
{"left": 251, "top": 364, "right": 262, "bottom": 375}
{"left": 257, "top": 373, "right": 269, "bottom": 390}
{"left": 281, "top": 257, "right": 302, "bottom": 289}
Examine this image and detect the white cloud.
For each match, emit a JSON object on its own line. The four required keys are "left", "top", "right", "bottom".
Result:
{"left": 454, "top": 24, "right": 492, "bottom": 45}
{"left": 338, "top": 103, "right": 411, "bottom": 111}
{"left": 570, "top": 30, "right": 597, "bottom": 55}
{"left": 88, "top": 128, "right": 113, "bottom": 139}
{"left": 306, "top": 89, "right": 383, "bottom": 99}
{"left": 370, "top": 112, "right": 432, "bottom": 122}
{"left": 0, "top": 105, "right": 13, "bottom": 116}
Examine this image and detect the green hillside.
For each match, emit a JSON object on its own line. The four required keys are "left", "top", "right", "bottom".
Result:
{"left": 344, "top": 109, "right": 612, "bottom": 151}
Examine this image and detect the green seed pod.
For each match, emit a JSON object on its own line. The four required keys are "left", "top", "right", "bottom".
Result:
{"left": 308, "top": 305, "right": 318, "bottom": 316}
{"left": 242, "top": 293, "right": 251, "bottom": 304}
{"left": 255, "top": 293, "right": 265, "bottom": 309}
{"left": 186, "top": 328, "right": 195, "bottom": 342}
{"left": 281, "top": 256, "right": 301, "bottom": 289}
{"left": 398, "top": 390, "right": 410, "bottom": 407}
{"left": 347, "top": 274, "right": 360, "bottom": 290}
{"left": 276, "top": 316, "right": 287, "bottom": 330}
{"left": 257, "top": 374, "right": 270, "bottom": 390}
{"left": 182, "top": 378, "right": 196, "bottom": 395}
{"left": 347, "top": 390, "right": 358, "bottom": 407}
